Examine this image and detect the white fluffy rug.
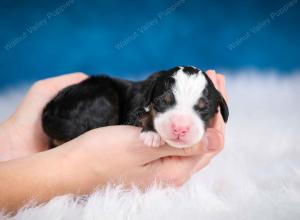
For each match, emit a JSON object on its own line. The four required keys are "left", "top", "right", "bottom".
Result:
{"left": 1, "top": 70, "right": 300, "bottom": 220}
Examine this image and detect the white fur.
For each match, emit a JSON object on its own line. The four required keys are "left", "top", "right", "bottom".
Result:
{"left": 139, "top": 131, "right": 163, "bottom": 147}
{"left": 153, "top": 68, "right": 207, "bottom": 148}
{"left": 1, "top": 71, "right": 300, "bottom": 220}
{"left": 172, "top": 67, "right": 207, "bottom": 107}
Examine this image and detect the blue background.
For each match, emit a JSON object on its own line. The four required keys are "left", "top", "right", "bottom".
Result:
{"left": 0, "top": 0, "right": 299, "bottom": 90}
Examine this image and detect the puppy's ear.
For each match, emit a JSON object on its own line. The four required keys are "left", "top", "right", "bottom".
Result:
{"left": 143, "top": 70, "right": 168, "bottom": 107}
{"left": 202, "top": 71, "right": 229, "bottom": 123}
{"left": 143, "top": 78, "right": 157, "bottom": 108}
{"left": 217, "top": 90, "right": 229, "bottom": 123}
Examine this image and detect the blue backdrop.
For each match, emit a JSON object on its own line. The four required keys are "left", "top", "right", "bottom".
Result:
{"left": 0, "top": 0, "right": 299, "bottom": 89}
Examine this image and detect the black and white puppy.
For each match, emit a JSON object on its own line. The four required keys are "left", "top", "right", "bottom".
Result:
{"left": 42, "top": 66, "right": 229, "bottom": 148}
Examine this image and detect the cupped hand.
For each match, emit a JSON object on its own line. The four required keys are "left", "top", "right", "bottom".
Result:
{"left": 58, "top": 70, "right": 228, "bottom": 189}
{"left": 0, "top": 73, "right": 88, "bottom": 160}
{"left": 0, "top": 70, "right": 228, "bottom": 188}
{"left": 192, "top": 70, "right": 228, "bottom": 172}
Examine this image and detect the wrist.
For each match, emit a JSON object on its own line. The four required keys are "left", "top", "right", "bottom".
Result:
{"left": 57, "top": 140, "right": 107, "bottom": 194}
{"left": 0, "top": 120, "right": 15, "bottom": 161}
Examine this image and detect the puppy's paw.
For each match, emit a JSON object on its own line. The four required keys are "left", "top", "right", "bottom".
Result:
{"left": 139, "top": 131, "right": 164, "bottom": 147}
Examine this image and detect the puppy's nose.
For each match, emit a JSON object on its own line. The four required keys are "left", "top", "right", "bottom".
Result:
{"left": 172, "top": 124, "right": 190, "bottom": 137}
{"left": 171, "top": 115, "right": 191, "bottom": 137}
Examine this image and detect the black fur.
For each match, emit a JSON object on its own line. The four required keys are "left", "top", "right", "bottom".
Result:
{"left": 42, "top": 66, "right": 229, "bottom": 147}
{"left": 42, "top": 76, "right": 148, "bottom": 145}
{"left": 201, "top": 72, "right": 229, "bottom": 124}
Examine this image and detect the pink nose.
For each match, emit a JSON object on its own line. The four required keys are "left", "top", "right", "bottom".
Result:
{"left": 172, "top": 124, "right": 190, "bottom": 136}
{"left": 171, "top": 115, "right": 191, "bottom": 137}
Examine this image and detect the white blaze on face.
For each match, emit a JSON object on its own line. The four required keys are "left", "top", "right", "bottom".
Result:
{"left": 153, "top": 68, "right": 207, "bottom": 148}
{"left": 172, "top": 68, "right": 207, "bottom": 107}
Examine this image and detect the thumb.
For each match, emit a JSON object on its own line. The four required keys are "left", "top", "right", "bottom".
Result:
{"left": 205, "top": 128, "right": 224, "bottom": 152}
{"left": 147, "top": 154, "right": 202, "bottom": 187}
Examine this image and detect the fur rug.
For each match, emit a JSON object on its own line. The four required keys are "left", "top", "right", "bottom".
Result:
{"left": 0, "top": 71, "right": 300, "bottom": 220}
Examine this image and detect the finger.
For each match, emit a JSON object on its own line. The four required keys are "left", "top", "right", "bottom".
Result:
{"left": 148, "top": 135, "right": 224, "bottom": 186}
{"left": 46, "top": 72, "right": 88, "bottom": 91}
{"left": 148, "top": 154, "right": 202, "bottom": 187}
{"left": 32, "top": 72, "right": 88, "bottom": 98}
{"left": 206, "top": 70, "right": 218, "bottom": 89}
{"left": 208, "top": 112, "right": 225, "bottom": 133}
{"left": 195, "top": 74, "right": 227, "bottom": 166}
{"left": 204, "top": 128, "right": 224, "bottom": 151}
{"left": 92, "top": 126, "right": 207, "bottom": 165}
{"left": 145, "top": 137, "right": 208, "bottom": 162}
{"left": 193, "top": 128, "right": 226, "bottom": 173}
{"left": 192, "top": 152, "right": 216, "bottom": 174}
{"left": 216, "top": 74, "right": 228, "bottom": 102}
{"left": 133, "top": 137, "right": 208, "bottom": 165}
{"left": 20, "top": 73, "right": 88, "bottom": 115}
{"left": 208, "top": 74, "right": 227, "bottom": 132}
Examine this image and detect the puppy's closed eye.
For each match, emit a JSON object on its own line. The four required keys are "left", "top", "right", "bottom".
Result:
{"left": 163, "top": 92, "right": 174, "bottom": 104}
{"left": 194, "top": 98, "right": 208, "bottom": 114}
{"left": 153, "top": 92, "right": 175, "bottom": 112}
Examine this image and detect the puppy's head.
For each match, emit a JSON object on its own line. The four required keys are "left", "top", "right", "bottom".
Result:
{"left": 144, "top": 66, "right": 229, "bottom": 148}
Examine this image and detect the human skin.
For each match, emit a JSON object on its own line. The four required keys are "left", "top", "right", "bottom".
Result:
{"left": 0, "top": 70, "right": 228, "bottom": 212}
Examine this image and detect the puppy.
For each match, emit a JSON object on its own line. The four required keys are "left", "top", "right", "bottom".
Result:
{"left": 42, "top": 66, "right": 229, "bottom": 148}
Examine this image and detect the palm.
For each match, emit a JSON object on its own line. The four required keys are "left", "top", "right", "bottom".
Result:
{"left": 4, "top": 73, "right": 88, "bottom": 158}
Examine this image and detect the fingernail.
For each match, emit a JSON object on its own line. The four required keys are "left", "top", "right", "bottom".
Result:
{"left": 206, "top": 133, "right": 220, "bottom": 151}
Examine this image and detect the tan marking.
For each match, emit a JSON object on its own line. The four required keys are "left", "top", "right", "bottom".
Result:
{"left": 140, "top": 104, "right": 156, "bottom": 128}
{"left": 52, "top": 139, "right": 66, "bottom": 147}
{"left": 198, "top": 99, "right": 206, "bottom": 109}
{"left": 164, "top": 94, "right": 172, "bottom": 103}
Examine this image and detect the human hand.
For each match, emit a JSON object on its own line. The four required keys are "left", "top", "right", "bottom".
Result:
{"left": 191, "top": 70, "right": 228, "bottom": 173}
{"left": 61, "top": 72, "right": 228, "bottom": 189}
{"left": 0, "top": 71, "right": 227, "bottom": 212}
{"left": 0, "top": 73, "right": 88, "bottom": 161}
{"left": 0, "top": 70, "right": 227, "bottom": 188}
{"left": 58, "top": 125, "right": 208, "bottom": 190}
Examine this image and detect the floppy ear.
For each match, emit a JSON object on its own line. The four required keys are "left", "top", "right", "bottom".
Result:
{"left": 216, "top": 90, "right": 229, "bottom": 123}
{"left": 202, "top": 71, "right": 229, "bottom": 123}
{"left": 143, "top": 77, "right": 157, "bottom": 108}
{"left": 130, "top": 79, "right": 156, "bottom": 130}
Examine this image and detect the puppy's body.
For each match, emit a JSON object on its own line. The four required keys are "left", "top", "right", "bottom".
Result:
{"left": 42, "top": 76, "right": 146, "bottom": 145}
{"left": 42, "top": 66, "right": 228, "bottom": 148}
